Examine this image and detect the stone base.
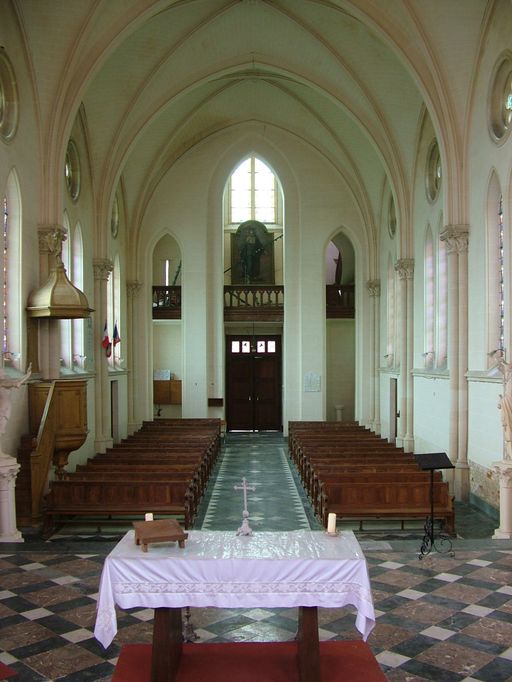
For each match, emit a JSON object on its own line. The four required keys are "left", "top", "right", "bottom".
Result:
{"left": 492, "top": 528, "right": 512, "bottom": 540}
{"left": 0, "top": 528, "right": 23, "bottom": 543}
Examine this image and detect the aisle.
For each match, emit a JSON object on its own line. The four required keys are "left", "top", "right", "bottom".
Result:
{"left": 196, "top": 432, "right": 321, "bottom": 531}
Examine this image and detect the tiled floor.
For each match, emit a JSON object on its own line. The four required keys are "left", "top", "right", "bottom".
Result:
{"left": 0, "top": 432, "right": 511, "bottom": 681}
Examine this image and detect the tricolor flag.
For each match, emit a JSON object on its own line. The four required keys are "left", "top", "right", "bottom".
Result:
{"left": 101, "top": 321, "right": 110, "bottom": 349}
{"left": 113, "top": 322, "right": 121, "bottom": 346}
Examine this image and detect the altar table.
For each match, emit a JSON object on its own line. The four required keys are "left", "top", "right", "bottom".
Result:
{"left": 94, "top": 529, "right": 375, "bottom": 682}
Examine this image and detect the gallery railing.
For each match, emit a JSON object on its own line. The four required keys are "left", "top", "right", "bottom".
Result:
{"left": 152, "top": 286, "right": 181, "bottom": 319}
{"left": 224, "top": 285, "right": 284, "bottom": 321}
{"left": 325, "top": 284, "right": 355, "bottom": 318}
{"left": 152, "top": 284, "right": 354, "bottom": 320}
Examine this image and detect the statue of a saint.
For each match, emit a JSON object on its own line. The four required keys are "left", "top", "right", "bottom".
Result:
{"left": 240, "top": 227, "right": 264, "bottom": 283}
{"left": 0, "top": 365, "right": 32, "bottom": 437}
{"left": 497, "top": 359, "right": 512, "bottom": 460}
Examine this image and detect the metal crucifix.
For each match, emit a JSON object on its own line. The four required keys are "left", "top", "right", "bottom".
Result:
{"left": 234, "top": 476, "right": 256, "bottom": 536}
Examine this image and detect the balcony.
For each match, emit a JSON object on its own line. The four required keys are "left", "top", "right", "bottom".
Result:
{"left": 152, "top": 284, "right": 354, "bottom": 321}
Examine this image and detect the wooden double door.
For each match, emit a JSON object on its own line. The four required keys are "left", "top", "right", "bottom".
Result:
{"left": 226, "top": 335, "right": 282, "bottom": 431}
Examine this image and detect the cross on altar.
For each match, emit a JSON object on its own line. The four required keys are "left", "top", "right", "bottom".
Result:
{"left": 234, "top": 476, "right": 256, "bottom": 536}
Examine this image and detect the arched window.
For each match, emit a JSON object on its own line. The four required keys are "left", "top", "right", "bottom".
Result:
{"left": 424, "top": 227, "right": 435, "bottom": 367}
{"left": 107, "top": 255, "right": 121, "bottom": 366}
{"left": 59, "top": 214, "right": 72, "bottom": 369}
{"left": 386, "top": 254, "right": 396, "bottom": 367}
{"left": 72, "top": 223, "right": 85, "bottom": 368}
{"left": 487, "top": 173, "right": 505, "bottom": 364}
{"left": 436, "top": 232, "right": 448, "bottom": 368}
{"left": 227, "top": 157, "right": 281, "bottom": 225}
{"left": 2, "top": 170, "right": 22, "bottom": 368}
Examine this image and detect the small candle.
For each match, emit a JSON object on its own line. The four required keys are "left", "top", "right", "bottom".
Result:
{"left": 145, "top": 513, "right": 154, "bottom": 522}
{"left": 327, "top": 513, "right": 337, "bottom": 534}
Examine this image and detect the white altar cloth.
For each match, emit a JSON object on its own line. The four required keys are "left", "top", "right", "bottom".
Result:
{"left": 94, "top": 529, "right": 375, "bottom": 649}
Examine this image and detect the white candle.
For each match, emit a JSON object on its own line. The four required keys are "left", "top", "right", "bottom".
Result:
{"left": 145, "top": 513, "right": 154, "bottom": 522}
{"left": 327, "top": 513, "right": 337, "bottom": 534}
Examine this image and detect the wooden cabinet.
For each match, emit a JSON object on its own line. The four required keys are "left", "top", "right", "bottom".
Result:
{"left": 153, "top": 379, "right": 182, "bottom": 404}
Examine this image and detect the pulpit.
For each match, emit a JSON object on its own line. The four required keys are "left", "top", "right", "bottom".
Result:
{"left": 27, "top": 379, "right": 88, "bottom": 522}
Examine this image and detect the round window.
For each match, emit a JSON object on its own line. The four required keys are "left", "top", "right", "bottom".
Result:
{"left": 65, "top": 140, "right": 81, "bottom": 201}
{"left": 0, "top": 49, "right": 19, "bottom": 142}
{"left": 388, "top": 195, "right": 396, "bottom": 238}
{"left": 111, "top": 194, "right": 119, "bottom": 238}
{"left": 489, "top": 54, "right": 512, "bottom": 143}
{"left": 426, "top": 140, "right": 442, "bottom": 202}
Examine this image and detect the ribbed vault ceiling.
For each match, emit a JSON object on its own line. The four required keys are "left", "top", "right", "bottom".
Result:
{"left": 15, "top": 0, "right": 488, "bottom": 231}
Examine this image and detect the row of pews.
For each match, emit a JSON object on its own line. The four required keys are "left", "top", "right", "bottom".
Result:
{"left": 289, "top": 421, "right": 455, "bottom": 534}
{"left": 43, "top": 418, "right": 221, "bottom": 536}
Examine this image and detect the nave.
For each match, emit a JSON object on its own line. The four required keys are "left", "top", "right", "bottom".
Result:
{"left": 0, "top": 434, "right": 511, "bottom": 682}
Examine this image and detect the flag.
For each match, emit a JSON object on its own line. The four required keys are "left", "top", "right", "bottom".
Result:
{"left": 113, "top": 321, "right": 121, "bottom": 346}
{"left": 101, "top": 321, "right": 110, "bottom": 349}
{"left": 105, "top": 342, "right": 112, "bottom": 358}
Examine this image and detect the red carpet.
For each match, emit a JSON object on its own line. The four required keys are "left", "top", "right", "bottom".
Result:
{"left": 113, "top": 641, "right": 386, "bottom": 682}
{"left": 0, "top": 662, "right": 16, "bottom": 680}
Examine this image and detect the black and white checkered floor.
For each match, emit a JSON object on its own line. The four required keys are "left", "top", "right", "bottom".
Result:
{"left": 1, "top": 433, "right": 511, "bottom": 681}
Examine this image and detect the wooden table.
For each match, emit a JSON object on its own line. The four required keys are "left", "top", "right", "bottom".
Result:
{"left": 94, "top": 530, "right": 375, "bottom": 682}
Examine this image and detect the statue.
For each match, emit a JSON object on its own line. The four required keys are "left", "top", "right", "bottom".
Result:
{"left": 497, "top": 359, "right": 512, "bottom": 460}
{"left": 0, "top": 365, "right": 32, "bottom": 439}
{"left": 240, "top": 227, "right": 264, "bottom": 283}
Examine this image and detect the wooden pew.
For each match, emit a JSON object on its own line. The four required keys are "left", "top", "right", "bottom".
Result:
{"left": 320, "top": 479, "right": 454, "bottom": 534}
{"left": 43, "top": 419, "right": 220, "bottom": 535}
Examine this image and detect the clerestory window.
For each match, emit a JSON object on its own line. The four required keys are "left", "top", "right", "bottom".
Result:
{"left": 227, "top": 157, "right": 281, "bottom": 225}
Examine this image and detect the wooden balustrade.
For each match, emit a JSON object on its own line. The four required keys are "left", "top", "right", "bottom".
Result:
{"left": 152, "top": 284, "right": 355, "bottom": 320}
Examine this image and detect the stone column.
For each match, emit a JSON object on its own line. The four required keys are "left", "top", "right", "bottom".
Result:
{"left": 37, "top": 226, "right": 67, "bottom": 380}
{"left": 440, "top": 225, "right": 469, "bottom": 499}
{"left": 493, "top": 462, "right": 512, "bottom": 539}
{"left": 394, "top": 259, "right": 414, "bottom": 451}
{"left": 93, "top": 259, "right": 113, "bottom": 452}
{"left": 367, "top": 280, "right": 381, "bottom": 433}
{"left": 0, "top": 454, "right": 23, "bottom": 542}
{"left": 126, "top": 280, "right": 142, "bottom": 434}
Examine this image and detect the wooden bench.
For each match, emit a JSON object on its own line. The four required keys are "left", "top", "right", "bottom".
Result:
{"left": 320, "top": 479, "right": 454, "bottom": 535}
{"left": 44, "top": 478, "right": 195, "bottom": 534}
{"left": 43, "top": 419, "right": 220, "bottom": 535}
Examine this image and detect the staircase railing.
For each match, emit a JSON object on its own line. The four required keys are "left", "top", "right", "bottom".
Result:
{"left": 29, "top": 382, "right": 57, "bottom": 522}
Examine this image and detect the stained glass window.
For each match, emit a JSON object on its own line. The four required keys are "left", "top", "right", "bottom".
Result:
{"left": 229, "top": 157, "right": 277, "bottom": 224}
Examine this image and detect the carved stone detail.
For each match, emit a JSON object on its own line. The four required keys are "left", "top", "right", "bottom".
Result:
{"left": 440, "top": 225, "right": 469, "bottom": 254}
{"left": 394, "top": 258, "right": 414, "bottom": 280}
{"left": 38, "top": 225, "right": 66, "bottom": 255}
{"left": 366, "top": 280, "right": 381, "bottom": 297}
{"left": 93, "top": 258, "right": 114, "bottom": 281}
{"left": 127, "top": 280, "right": 143, "bottom": 298}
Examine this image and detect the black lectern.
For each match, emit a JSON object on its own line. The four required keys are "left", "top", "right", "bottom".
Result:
{"left": 414, "top": 452, "right": 454, "bottom": 558}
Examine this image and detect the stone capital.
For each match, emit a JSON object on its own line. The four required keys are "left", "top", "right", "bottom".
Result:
{"left": 127, "top": 280, "right": 143, "bottom": 298}
{"left": 93, "top": 258, "right": 114, "bottom": 281}
{"left": 394, "top": 258, "right": 414, "bottom": 280}
{"left": 494, "top": 460, "right": 512, "bottom": 486}
{"left": 440, "top": 225, "right": 469, "bottom": 255}
{"left": 38, "top": 225, "right": 67, "bottom": 255}
{"left": 366, "top": 279, "right": 381, "bottom": 297}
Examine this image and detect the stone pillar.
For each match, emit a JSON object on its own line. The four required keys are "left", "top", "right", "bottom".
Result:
{"left": 394, "top": 259, "right": 414, "bottom": 451}
{"left": 126, "top": 280, "right": 142, "bottom": 434}
{"left": 0, "top": 454, "right": 23, "bottom": 542}
{"left": 37, "top": 226, "right": 67, "bottom": 380}
{"left": 93, "top": 259, "right": 113, "bottom": 453}
{"left": 440, "top": 225, "right": 469, "bottom": 499}
{"left": 367, "top": 280, "right": 381, "bottom": 433}
{"left": 493, "top": 462, "right": 512, "bottom": 539}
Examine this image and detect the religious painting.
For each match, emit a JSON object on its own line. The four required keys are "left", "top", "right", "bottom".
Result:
{"left": 231, "top": 220, "right": 275, "bottom": 285}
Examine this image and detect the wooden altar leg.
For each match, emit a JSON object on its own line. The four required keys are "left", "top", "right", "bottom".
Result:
{"left": 297, "top": 606, "right": 321, "bottom": 682}
{"left": 151, "top": 607, "right": 182, "bottom": 682}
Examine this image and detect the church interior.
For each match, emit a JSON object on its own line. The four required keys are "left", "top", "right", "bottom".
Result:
{"left": 1, "top": 1, "right": 512, "bottom": 680}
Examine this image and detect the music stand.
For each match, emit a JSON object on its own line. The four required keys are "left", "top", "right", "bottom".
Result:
{"left": 414, "top": 452, "right": 454, "bottom": 558}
